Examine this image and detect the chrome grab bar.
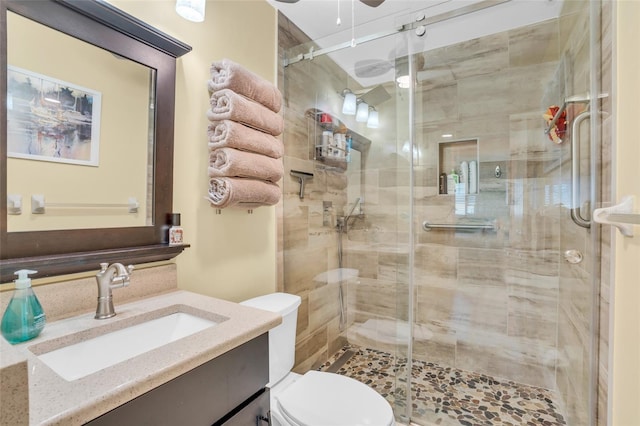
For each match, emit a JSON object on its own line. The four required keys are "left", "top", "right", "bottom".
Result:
{"left": 422, "top": 221, "right": 496, "bottom": 232}
{"left": 571, "top": 110, "right": 592, "bottom": 229}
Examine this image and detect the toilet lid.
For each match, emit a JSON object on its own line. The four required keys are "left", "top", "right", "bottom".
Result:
{"left": 276, "top": 371, "right": 394, "bottom": 426}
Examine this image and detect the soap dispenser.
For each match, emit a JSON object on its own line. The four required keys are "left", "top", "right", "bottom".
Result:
{"left": 1, "top": 270, "right": 46, "bottom": 344}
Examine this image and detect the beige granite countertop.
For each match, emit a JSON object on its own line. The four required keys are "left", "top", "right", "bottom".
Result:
{"left": 7, "top": 290, "right": 281, "bottom": 425}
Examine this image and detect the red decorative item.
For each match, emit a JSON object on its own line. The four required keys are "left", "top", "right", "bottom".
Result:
{"left": 543, "top": 106, "right": 567, "bottom": 144}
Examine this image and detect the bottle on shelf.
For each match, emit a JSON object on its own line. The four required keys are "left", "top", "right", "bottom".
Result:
{"left": 459, "top": 161, "right": 469, "bottom": 195}
{"left": 168, "top": 213, "right": 183, "bottom": 246}
{"left": 321, "top": 131, "right": 333, "bottom": 158}
{"left": 439, "top": 172, "right": 447, "bottom": 194}
{"left": 447, "top": 169, "right": 459, "bottom": 194}
{"left": 469, "top": 160, "right": 478, "bottom": 194}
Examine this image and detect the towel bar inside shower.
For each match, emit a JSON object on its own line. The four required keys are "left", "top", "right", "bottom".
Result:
{"left": 422, "top": 221, "right": 496, "bottom": 232}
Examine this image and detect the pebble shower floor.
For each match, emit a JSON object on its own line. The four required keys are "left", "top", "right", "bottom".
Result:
{"left": 319, "top": 345, "right": 567, "bottom": 426}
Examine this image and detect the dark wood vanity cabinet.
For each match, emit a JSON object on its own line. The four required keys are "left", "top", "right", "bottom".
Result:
{"left": 85, "top": 333, "right": 270, "bottom": 426}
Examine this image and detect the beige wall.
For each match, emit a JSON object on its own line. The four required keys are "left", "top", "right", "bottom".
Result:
{"left": 611, "top": 1, "right": 640, "bottom": 424}
{"left": 107, "top": 0, "right": 278, "bottom": 303}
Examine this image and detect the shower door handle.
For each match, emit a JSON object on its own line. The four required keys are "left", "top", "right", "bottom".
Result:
{"left": 571, "top": 110, "right": 592, "bottom": 228}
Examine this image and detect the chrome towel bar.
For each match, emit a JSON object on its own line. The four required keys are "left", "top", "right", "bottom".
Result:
{"left": 422, "top": 221, "right": 496, "bottom": 232}
{"left": 31, "top": 195, "right": 139, "bottom": 214}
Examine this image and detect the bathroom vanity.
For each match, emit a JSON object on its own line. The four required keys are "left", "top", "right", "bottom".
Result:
{"left": 87, "top": 333, "right": 271, "bottom": 425}
{"left": 3, "top": 290, "right": 280, "bottom": 425}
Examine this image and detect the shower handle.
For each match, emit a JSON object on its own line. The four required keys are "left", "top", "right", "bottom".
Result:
{"left": 571, "top": 110, "right": 592, "bottom": 229}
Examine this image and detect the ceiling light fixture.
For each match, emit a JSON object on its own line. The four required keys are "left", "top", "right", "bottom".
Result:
{"left": 356, "top": 101, "right": 369, "bottom": 122}
{"left": 366, "top": 107, "right": 379, "bottom": 128}
{"left": 396, "top": 75, "right": 411, "bottom": 89}
{"left": 175, "top": 0, "right": 206, "bottom": 22}
{"left": 342, "top": 89, "right": 357, "bottom": 115}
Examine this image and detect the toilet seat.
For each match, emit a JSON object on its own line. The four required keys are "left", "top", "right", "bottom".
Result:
{"left": 275, "top": 371, "right": 395, "bottom": 426}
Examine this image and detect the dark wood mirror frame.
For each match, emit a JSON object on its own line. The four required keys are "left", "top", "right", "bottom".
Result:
{"left": 0, "top": 0, "right": 192, "bottom": 283}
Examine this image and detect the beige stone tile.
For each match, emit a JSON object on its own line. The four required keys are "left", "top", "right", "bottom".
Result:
{"left": 507, "top": 298, "right": 557, "bottom": 346}
{"left": 293, "top": 325, "right": 327, "bottom": 373}
{"left": 283, "top": 205, "right": 309, "bottom": 250}
{"left": 456, "top": 330, "right": 557, "bottom": 389}
{"left": 414, "top": 83, "right": 458, "bottom": 125}
{"left": 509, "top": 19, "right": 560, "bottom": 67}
{"left": 308, "top": 281, "right": 340, "bottom": 332}
{"left": 327, "top": 316, "right": 348, "bottom": 357}
{"left": 412, "top": 320, "right": 457, "bottom": 366}
{"left": 350, "top": 278, "right": 410, "bottom": 322}
{"left": 508, "top": 62, "right": 559, "bottom": 113}
{"left": 422, "top": 32, "right": 509, "bottom": 81}
{"left": 457, "top": 71, "right": 511, "bottom": 121}
{"left": 450, "top": 285, "right": 508, "bottom": 334}
{"left": 415, "top": 285, "right": 456, "bottom": 324}
{"left": 378, "top": 251, "right": 410, "bottom": 283}
{"left": 283, "top": 246, "right": 329, "bottom": 294}
{"left": 343, "top": 248, "right": 379, "bottom": 279}
{"left": 414, "top": 244, "right": 457, "bottom": 286}
{"left": 457, "top": 247, "right": 505, "bottom": 287}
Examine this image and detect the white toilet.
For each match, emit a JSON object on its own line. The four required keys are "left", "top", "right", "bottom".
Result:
{"left": 241, "top": 292, "right": 395, "bottom": 426}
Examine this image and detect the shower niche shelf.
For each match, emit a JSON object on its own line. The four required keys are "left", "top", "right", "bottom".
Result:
{"left": 438, "top": 138, "right": 479, "bottom": 196}
{"left": 306, "top": 108, "right": 371, "bottom": 171}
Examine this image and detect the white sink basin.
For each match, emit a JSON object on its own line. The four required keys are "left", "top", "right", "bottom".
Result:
{"left": 36, "top": 312, "right": 217, "bottom": 381}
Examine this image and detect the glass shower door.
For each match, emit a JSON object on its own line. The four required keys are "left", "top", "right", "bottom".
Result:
{"left": 408, "top": 1, "right": 608, "bottom": 425}
{"left": 280, "top": 29, "right": 413, "bottom": 422}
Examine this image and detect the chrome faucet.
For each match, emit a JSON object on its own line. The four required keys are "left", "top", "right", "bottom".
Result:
{"left": 95, "top": 262, "right": 134, "bottom": 319}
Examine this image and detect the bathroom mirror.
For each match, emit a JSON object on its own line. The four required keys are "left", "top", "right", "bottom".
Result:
{"left": 0, "top": 0, "right": 192, "bottom": 283}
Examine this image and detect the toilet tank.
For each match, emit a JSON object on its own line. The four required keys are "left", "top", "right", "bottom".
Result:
{"left": 240, "top": 293, "right": 301, "bottom": 386}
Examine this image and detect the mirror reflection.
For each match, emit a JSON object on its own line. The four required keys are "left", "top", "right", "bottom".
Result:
{"left": 6, "top": 11, "right": 154, "bottom": 232}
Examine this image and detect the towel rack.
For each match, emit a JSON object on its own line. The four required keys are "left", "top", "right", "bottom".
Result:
{"left": 31, "top": 195, "right": 139, "bottom": 214}
{"left": 422, "top": 221, "right": 496, "bottom": 232}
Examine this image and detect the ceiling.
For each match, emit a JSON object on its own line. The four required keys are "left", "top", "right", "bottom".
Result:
{"left": 266, "top": 0, "right": 564, "bottom": 87}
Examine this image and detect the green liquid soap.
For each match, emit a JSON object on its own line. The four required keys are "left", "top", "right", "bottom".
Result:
{"left": 1, "top": 270, "right": 46, "bottom": 344}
